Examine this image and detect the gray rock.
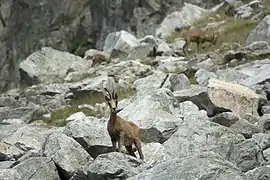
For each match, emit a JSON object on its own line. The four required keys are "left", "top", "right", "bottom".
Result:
{"left": 195, "top": 68, "right": 217, "bottom": 86}
{"left": 42, "top": 132, "right": 92, "bottom": 179}
{"left": 163, "top": 101, "right": 245, "bottom": 160}
{"left": 0, "top": 124, "right": 55, "bottom": 161}
{"left": 13, "top": 157, "right": 60, "bottom": 180}
{"left": 156, "top": 56, "right": 188, "bottom": 73}
{"left": 228, "top": 139, "right": 263, "bottom": 172}
{"left": 245, "top": 165, "right": 270, "bottom": 180}
{"left": 128, "top": 152, "right": 247, "bottom": 180}
{"left": 63, "top": 116, "right": 111, "bottom": 158}
{"left": 103, "top": 30, "right": 139, "bottom": 58}
{"left": 207, "top": 78, "right": 263, "bottom": 117}
{"left": 83, "top": 152, "right": 144, "bottom": 180}
{"left": 0, "top": 169, "right": 22, "bottom": 180}
{"left": 19, "top": 47, "right": 91, "bottom": 85}
{"left": 155, "top": 3, "right": 207, "bottom": 39}
{"left": 210, "top": 112, "right": 261, "bottom": 138}
{"left": 246, "top": 15, "right": 270, "bottom": 46}
{"left": 127, "top": 42, "right": 154, "bottom": 60}
{"left": 163, "top": 73, "right": 190, "bottom": 91}
{"left": 0, "top": 161, "right": 14, "bottom": 169}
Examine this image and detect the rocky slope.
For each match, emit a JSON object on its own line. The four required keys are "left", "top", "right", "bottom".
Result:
{"left": 1, "top": 0, "right": 270, "bottom": 180}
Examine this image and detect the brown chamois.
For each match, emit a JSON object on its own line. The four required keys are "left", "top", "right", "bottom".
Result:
{"left": 104, "top": 88, "right": 144, "bottom": 160}
{"left": 182, "top": 29, "right": 218, "bottom": 55}
{"left": 91, "top": 53, "right": 110, "bottom": 66}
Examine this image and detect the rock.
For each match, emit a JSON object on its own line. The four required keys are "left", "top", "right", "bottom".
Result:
{"left": 140, "top": 143, "right": 171, "bottom": 168}
{"left": 245, "top": 165, "right": 270, "bottom": 180}
{"left": 156, "top": 56, "right": 188, "bottom": 73}
{"left": 156, "top": 42, "right": 174, "bottom": 56}
{"left": 83, "top": 152, "right": 144, "bottom": 180}
{"left": 106, "top": 60, "right": 152, "bottom": 85}
{"left": 66, "top": 111, "right": 86, "bottom": 123}
{"left": 228, "top": 139, "right": 263, "bottom": 172}
{"left": 128, "top": 152, "right": 247, "bottom": 180}
{"left": 127, "top": 42, "right": 155, "bottom": 60}
{"left": 216, "top": 69, "right": 249, "bottom": 84}
{"left": 246, "top": 15, "right": 270, "bottom": 46}
{"left": 155, "top": 3, "right": 207, "bottom": 39}
{"left": 13, "top": 157, "right": 60, "bottom": 180}
{"left": 195, "top": 68, "right": 217, "bottom": 86}
{"left": 173, "top": 85, "right": 220, "bottom": 117}
{"left": 235, "top": 0, "right": 262, "bottom": 19}
{"left": 0, "top": 161, "right": 14, "bottom": 169}
{"left": 244, "top": 41, "right": 270, "bottom": 52}
{"left": 0, "top": 124, "right": 55, "bottom": 161}
{"left": 42, "top": 132, "right": 92, "bottom": 179}
{"left": 63, "top": 116, "right": 111, "bottom": 158}
{"left": 133, "top": 70, "right": 168, "bottom": 98}
{"left": 103, "top": 30, "right": 139, "bottom": 58}
{"left": 163, "top": 101, "right": 245, "bottom": 160}
{"left": 118, "top": 88, "right": 183, "bottom": 143}
{"left": 163, "top": 73, "right": 190, "bottom": 91}
{"left": 210, "top": 112, "right": 261, "bottom": 138}
{"left": 207, "top": 78, "right": 263, "bottom": 117}
{"left": 19, "top": 47, "right": 91, "bottom": 85}
{"left": 169, "top": 38, "right": 186, "bottom": 56}
{"left": 0, "top": 169, "right": 22, "bottom": 180}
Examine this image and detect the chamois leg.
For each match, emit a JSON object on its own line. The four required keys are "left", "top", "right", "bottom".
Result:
{"left": 125, "top": 146, "right": 137, "bottom": 158}
{"left": 111, "top": 138, "right": 117, "bottom": 152}
{"left": 117, "top": 133, "right": 124, "bottom": 153}
{"left": 183, "top": 41, "right": 189, "bottom": 56}
{"left": 134, "top": 139, "right": 144, "bottom": 160}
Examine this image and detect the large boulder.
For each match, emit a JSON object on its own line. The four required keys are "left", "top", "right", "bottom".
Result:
{"left": 19, "top": 47, "right": 91, "bottom": 85}
{"left": 207, "top": 78, "right": 263, "bottom": 117}
{"left": 128, "top": 152, "right": 247, "bottom": 180}
{"left": 42, "top": 132, "right": 92, "bottom": 179}
{"left": 155, "top": 3, "right": 207, "bottom": 39}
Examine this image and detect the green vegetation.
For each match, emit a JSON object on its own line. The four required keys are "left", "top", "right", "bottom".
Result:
{"left": 41, "top": 86, "right": 135, "bottom": 127}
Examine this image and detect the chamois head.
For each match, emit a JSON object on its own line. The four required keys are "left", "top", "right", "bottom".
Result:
{"left": 104, "top": 88, "right": 118, "bottom": 113}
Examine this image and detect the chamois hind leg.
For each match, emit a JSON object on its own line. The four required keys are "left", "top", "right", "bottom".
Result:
{"left": 134, "top": 138, "right": 144, "bottom": 160}
{"left": 125, "top": 145, "right": 137, "bottom": 158}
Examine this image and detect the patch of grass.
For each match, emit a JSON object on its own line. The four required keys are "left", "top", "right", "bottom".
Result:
{"left": 44, "top": 106, "right": 97, "bottom": 127}
{"left": 41, "top": 86, "right": 135, "bottom": 127}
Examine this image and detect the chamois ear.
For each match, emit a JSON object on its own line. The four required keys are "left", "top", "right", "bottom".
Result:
{"left": 103, "top": 88, "right": 111, "bottom": 101}
{"left": 112, "top": 90, "right": 118, "bottom": 100}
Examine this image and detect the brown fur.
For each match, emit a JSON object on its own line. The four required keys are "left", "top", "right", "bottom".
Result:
{"left": 104, "top": 88, "right": 144, "bottom": 160}
{"left": 183, "top": 29, "right": 218, "bottom": 55}
{"left": 92, "top": 53, "right": 109, "bottom": 66}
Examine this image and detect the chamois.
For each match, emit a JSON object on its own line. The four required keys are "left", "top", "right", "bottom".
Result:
{"left": 91, "top": 53, "right": 110, "bottom": 66}
{"left": 104, "top": 88, "right": 144, "bottom": 160}
{"left": 182, "top": 29, "right": 218, "bottom": 55}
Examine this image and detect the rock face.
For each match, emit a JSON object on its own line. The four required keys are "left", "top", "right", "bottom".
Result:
{"left": 0, "top": 0, "right": 223, "bottom": 93}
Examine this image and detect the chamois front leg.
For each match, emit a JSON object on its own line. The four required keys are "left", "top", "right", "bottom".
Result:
{"left": 117, "top": 132, "right": 125, "bottom": 153}
{"left": 111, "top": 138, "right": 117, "bottom": 152}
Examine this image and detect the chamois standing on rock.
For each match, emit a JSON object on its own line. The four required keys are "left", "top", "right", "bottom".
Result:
{"left": 104, "top": 88, "right": 144, "bottom": 160}
{"left": 182, "top": 29, "right": 218, "bottom": 56}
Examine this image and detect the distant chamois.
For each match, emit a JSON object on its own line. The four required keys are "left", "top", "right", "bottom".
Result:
{"left": 91, "top": 53, "right": 110, "bottom": 66}
{"left": 104, "top": 88, "right": 144, "bottom": 160}
{"left": 182, "top": 29, "right": 218, "bottom": 55}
